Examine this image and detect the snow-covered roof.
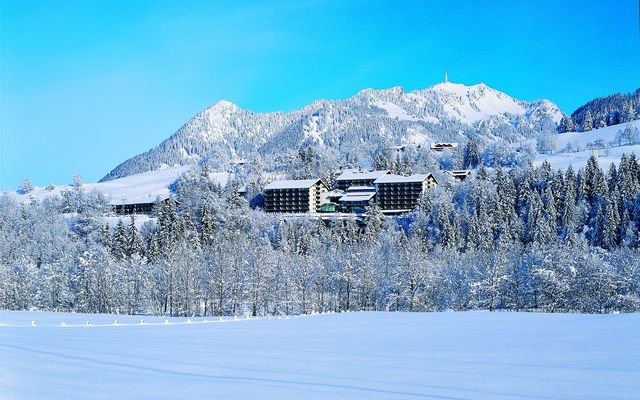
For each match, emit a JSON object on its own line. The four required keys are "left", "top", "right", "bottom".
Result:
{"left": 430, "top": 142, "right": 459, "bottom": 148}
{"left": 111, "top": 193, "right": 171, "bottom": 206}
{"left": 381, "top": 208, "right": 414, "bottom": 214}
{"left": 336, "top": 169, "right": 390, "bottom": 181}
{"left": 346, "top": 186, "right": 376, "bottom": 192}
{"left": 264, "top": 179, "right": 322, "bottom": 190}
{"left": 326, "top": 189, "right": 346, "bottom": 197}
{"left": 374, "top": 173, "right": 434, "bottom": 184}
{"left": 448, "top": 170, "right": 472, "bottom": 176}
{"left": 339, "top": 192, "right": 376, "bottom": 202}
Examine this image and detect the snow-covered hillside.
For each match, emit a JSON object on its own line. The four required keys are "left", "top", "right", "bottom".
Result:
{"left": 102, "top": 81, "right": 564, "bottom": 181}
{"left": 1, "top": 311, "right": 637, "bottom": 400}
{"left": 6, "top": 165, "right": 228, "bottom": 206}
{"left": 535, "top": 120, "right": 640, "bottom": 169}
{"left": 555, "top": 120, "right": 640, "bottom": 150}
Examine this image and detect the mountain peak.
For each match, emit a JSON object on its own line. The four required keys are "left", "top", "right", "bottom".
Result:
{"left": 209, "top": 99, "right": 240, "bottom": 112}
{"left": 354, "top": 86, "right": 404, "bottom": 99}
{"left": 427, "top": 81, "right": 491, "bottom": 95}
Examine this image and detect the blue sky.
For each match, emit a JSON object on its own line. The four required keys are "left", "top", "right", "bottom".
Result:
{"left": 1, "top": 0, "right": 639, "bottom": 188}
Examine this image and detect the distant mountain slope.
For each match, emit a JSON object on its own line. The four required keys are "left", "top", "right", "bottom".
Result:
{"left": 101, "top": 81, "right": 564, "bottom": 181}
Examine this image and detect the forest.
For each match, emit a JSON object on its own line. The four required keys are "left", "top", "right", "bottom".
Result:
{"left": 565, "top": 88, "right": 640, "bottom": 132}
{"left": 2, "top": 154, "right": 640, "bottom": 316}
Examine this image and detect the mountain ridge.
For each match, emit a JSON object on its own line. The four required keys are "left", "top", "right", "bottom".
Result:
{"left": 101, "top": 81, "right": 565, "bottom": 182}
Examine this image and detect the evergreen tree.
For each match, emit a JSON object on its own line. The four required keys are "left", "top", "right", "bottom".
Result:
{"left": 156, "top": 197, "right": 179, "bottom": 251}
{"left": 524, "top": 190, "right": 542, "bottom": 244}
{"left": 606, "top": 163, "right": 618, "bottom": 192}
{"left": 363, "top": 204, "right": 385, "bottom": 242}
{"left": 18, "top": 178, "right": 34, "bottom": 194}
{"left": 392, "top": 154, "right": 402, "bottom": 175}
{"left": 112, "top": 220, "right": 128, "bottom": 260}
{"left": 601, "top": 195, "right": 620, "bottom": 249}
{"left": 463, "top": 139, "right": 481, "bottom": 169}
{"left": 583, "top": 110, "right": 594, "bottom": 132}
{"left": 416, "top": 191, "right": 433, "bottom": 215}
{"left": 200, "top": 204, "right": 215, "bottom": 246}
{"left": 559, "top": 166, "right": 578, "bottom": 243}
{"left": 373, "top": 151, "right": 390, "bottom": 171}
{"left": 584, "top": 155, "right": 602, "bottom": 202}
{"left": 540, "top": 187, "right": 558, "bottom": 244}
{"left": 101, "top": 223, "right": 112, "bottom": 251}
{"left": 437, "top": 203, "right": 455, "bottom": 249}
{"left": 557, "top": 115, "right": 575, "bottom": 133}
{"left": 127, "top": 216, "right": 144, "bottom": 258}
{"left": 477, "top": 165, "right": 488, "bottom": 180}
{"left": 621, "top": 101, "right": 636, "bottom": 123}
{"left": 493, "top": 168, "right": 518, "bottom": 244}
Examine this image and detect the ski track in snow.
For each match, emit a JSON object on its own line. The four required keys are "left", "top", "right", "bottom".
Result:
{"left": 0, "top": 311, "right": 638, "bottom": 400}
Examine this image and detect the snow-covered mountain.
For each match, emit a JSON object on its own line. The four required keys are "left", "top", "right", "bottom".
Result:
{"left": 101, "top": 81, "right": 564, "bottom": 181}
{"left": 353, "top": 82, "right": 562, "bottom": 125}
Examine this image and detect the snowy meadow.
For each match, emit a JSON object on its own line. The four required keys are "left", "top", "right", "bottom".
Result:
{"left": 1, "top": 311, "right": 638, "bottom": 400}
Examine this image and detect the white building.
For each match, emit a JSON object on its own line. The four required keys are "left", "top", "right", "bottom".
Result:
{"left": 264, "top": 179, "right": 329, "bottom": 213}
{"left": 374, "top": 173, "right": 438, "bottom": 214}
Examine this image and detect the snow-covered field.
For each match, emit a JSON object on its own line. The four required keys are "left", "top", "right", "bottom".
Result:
{"left": 1, "top": 311, "right": 638, "bottom": 400}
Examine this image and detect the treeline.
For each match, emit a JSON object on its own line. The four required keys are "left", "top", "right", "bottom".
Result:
{"left": 559, "top": 88, "right": 640, "bottom": 132}
{"left": 1, "top": 156, "right": 640, "bottom": 316}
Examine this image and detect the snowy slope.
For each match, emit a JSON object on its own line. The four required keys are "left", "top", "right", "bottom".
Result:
{"left": 427, "top": 82, "right": 523, "bottom": 123}
{"left": 555, "top": 120, "right": 640, "bottom": 150}
{"left": 534, "top": 120, "right": 640, "bottom": 169}
{"left": 5, "top": 165, "right": 228, "bottom": 206}
{"left": 1, "top": 311, "right": 637, "bottom": 400}
{"left": 354, "top": 83, "right": 562, "bottom": 125}
{"left": 103, "top": 81, "right": 564, "bottom": 180}
{"left": 536, "top": 145, "right": 640, "bottom": 170}
{"left": 87, "top": 165, "right": 194, "bottom": 205}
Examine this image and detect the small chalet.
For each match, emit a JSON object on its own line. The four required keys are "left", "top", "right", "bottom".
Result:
{"left": 447, "top": 170, "right": 472, "bottom": 182}
{"left": 430, "top": 142, "right": 459, "bottom": 151}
